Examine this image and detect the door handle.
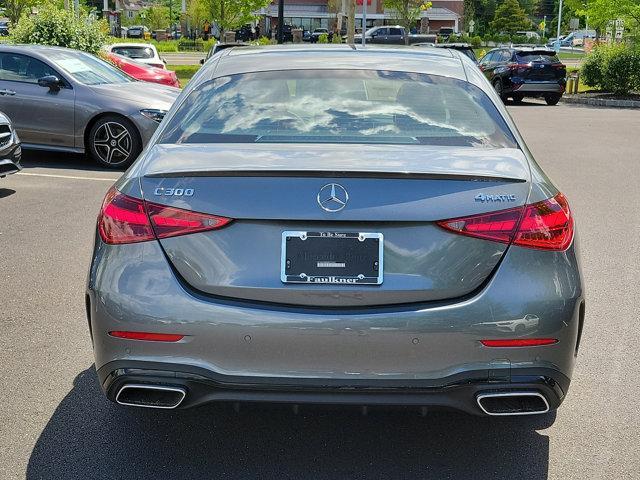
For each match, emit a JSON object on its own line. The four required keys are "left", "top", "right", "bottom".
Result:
{"left": 0, "top": 89, "right": 16, "bottom": 96}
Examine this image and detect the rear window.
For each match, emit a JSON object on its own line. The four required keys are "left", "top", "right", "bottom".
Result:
{"left": 158, "top": 69, "right": 517, "bottom": 148}
{"left": 111, "top": 46, "right": 154, "bottom": 59}
{"left": 516, "top": 52, "right": 560, "bottom": 63}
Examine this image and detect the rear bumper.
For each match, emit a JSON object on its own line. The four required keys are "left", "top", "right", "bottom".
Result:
{"left": 87, "top": 234, "right": 584, "bottom": 414}
{"left": 512, "top": 82, "right": 565, "bottom": 94}
{"left": 98, "top": 360, "right": 569, "bottom": 415}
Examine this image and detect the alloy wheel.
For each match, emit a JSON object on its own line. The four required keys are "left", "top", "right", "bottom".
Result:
{"left": 93, "top": 122, "right": 133, "bottom": 165}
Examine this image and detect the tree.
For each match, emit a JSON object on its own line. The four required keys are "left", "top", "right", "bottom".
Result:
{"left": 11, "top": 3, "right": 108, "bottom": 54}
{"left": 204, "top": 0, "right": 270, "bottom": 34}
{"left": 187, "top": 0, "right": 209, "bottom": 33}
{"left": 568, "top": 0, "right": 640, "bottom": 34}
{"left": 347, "top": 0, "right": 355, "bottom": 43}
{"left": 490, "top": 0, "right": 532, "bottom": 34}
{"left": 384, "top": 0, "right": 432, "bottom": 44}
{"left": 4, "top": 0, "right": 34, "bottom": 25}
{"left": 143, "top": 5, "right": 170, "bottom": 30}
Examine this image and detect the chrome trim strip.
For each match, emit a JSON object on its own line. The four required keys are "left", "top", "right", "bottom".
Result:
{"left": 115, "top": 384, "right": 186, "bottom": 409}
{"left": 476, "top": 391, "right": 550, "bottom": 416}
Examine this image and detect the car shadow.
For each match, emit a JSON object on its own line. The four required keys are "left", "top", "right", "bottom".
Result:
{"left": 507, "top": 99, "right": 549, "bottom": 107}
{"left": 19, "top": 150, "right": 126, "bottom": 172}
{"left": 27, "top": 367, "right": 553, "bottom": 479}
{"left": 0, "top": 187, "right": 16, "bottom": 198}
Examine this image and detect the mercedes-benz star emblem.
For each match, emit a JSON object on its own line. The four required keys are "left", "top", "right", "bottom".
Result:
{"left": 317, "top": 183, "right": 349, "bottom": 212}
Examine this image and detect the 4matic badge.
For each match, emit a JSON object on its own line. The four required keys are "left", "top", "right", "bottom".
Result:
{"left": 475, "top": 193, "right": 517, "bottom": 203}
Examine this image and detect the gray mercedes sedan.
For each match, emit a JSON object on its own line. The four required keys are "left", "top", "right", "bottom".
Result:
{"left": 87, "top": 45, "right": 585, "bottom": 417}
{"left": 0, "top": 45, "right": 179, "bottom": 168}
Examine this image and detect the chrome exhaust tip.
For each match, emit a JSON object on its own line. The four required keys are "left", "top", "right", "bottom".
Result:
{"left": 477, "top": 391, "right": 550, "bottom": 416}
{"left": 115, "top": 384, "right": 186, "bottom": 409}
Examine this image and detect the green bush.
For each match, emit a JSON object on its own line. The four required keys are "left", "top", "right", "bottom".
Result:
{"left": 318, "top": 33, "right": 329, "bottom": 43}
{"left": 256, "top": 36, "right": 273, "bottom": 45}
{"left": 581, "top": 44, "right": 640, "bottom": 95}
{"left": 332, "top": 32, "right": 342, "bottom": 43}
{"left": 580, "top": 45, "right": 607, "bottom": 88}
{"left": 470, "top": 35, "right": 482, "bottom": 48}
{"left": 11, "top": 4, "right": 108, "bottom": 54}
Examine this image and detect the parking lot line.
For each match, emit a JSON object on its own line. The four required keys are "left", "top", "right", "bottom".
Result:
{"left": 18, "top": 172, "right": 118, "bottom": 182}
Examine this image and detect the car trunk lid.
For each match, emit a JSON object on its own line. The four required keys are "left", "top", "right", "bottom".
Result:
{"left": 140, "top": 143, "right": 531, "bottom": 307}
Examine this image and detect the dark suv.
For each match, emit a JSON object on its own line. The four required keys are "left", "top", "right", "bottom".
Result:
{"left": 478, "top": 47, "right": 566, "bottom": 105}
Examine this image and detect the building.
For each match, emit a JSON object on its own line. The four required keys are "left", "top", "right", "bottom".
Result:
{"left": 258, "top": 0, "right": 463, "bottom": 35}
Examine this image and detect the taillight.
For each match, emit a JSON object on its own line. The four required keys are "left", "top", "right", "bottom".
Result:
{"left": 508, "top": 63, "right": 531, "bottom": 71}
{"left": 437, "top": 192, "right": 573, "bottom": 251}
{"left": 98, "top": 186, "right": 232, "bottom": 245}
{"left": 98, "top": 187, "right": 155, "bottom": 244}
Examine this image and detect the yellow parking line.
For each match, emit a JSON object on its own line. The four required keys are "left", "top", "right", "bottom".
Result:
{"left": 18, "top": 172, "right": 118, "bottom": 182}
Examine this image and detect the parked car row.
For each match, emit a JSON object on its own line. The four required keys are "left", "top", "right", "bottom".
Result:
{"left": 0, "top": 42, "right": 567, "bottom": 175}
{"left": 353, "top": 26, "right": 437, "bottom": 45}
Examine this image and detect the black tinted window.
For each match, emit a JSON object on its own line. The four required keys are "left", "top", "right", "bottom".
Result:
{"left": 159, "top": 70, "right": 517, "bottom": 148}
{"left": 389, "top": 28, "right": 403, "bottom": 36}
{"left": 0, "top": 53, "right": 57, "bottom": 83}
{"left": 516, "top": 52, "right": 560, "bottom": 63}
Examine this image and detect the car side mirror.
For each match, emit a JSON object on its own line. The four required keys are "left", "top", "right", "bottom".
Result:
{"left": 38, "top": 75, "right": 62, "bottom": 91}
{"left": 200, "top": 58, "right": 205, "bottom": 65}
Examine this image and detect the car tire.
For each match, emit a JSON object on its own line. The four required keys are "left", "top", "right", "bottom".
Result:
{"left": 544, "top": 94, "right": 562, "bottom": 106}
{"left": 88, "top": 115, "right": 142, "bottom": 169}
{"left": 492, "top": 80, "right": 507, "bottom": 103}
{"left": 512, "top": 93, "right": 524, "bottom": 104}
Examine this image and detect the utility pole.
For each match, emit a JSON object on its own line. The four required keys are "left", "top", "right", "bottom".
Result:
{"left": 277, "top": 0, "right": 284, "bottom": 43}
{"left": 361, "top": 0, "right": 367, "bottom": 46}
{"left": 555, "top": 0, "right": 563, "bottom": 51}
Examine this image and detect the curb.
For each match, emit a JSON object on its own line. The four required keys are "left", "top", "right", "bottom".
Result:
{"left": 561, "top": 96, "right": 640, "bottom": 109}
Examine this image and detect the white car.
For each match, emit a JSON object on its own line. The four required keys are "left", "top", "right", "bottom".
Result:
{"left": 106, "top": 43, "right": 166, "bottom": 69}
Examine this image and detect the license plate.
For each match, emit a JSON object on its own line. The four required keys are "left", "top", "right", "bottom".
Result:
{"left": 281, "top": 231, "right": 383, "bottom": 285}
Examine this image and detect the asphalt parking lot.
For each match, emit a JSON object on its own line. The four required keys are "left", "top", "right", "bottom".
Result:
{"left": 0, "top": 101, "right": 638, "bottom": 479}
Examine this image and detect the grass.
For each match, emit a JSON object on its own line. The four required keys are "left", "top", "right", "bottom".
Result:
{"left": 168, "top": 65, "right": 200, "bottom": 86}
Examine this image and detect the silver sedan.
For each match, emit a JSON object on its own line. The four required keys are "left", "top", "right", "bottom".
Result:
{"left": 87, "top": 46, "right": 584, "bottom": 417}
{"left": 0, "top": 45, "right": 180, "bottom": 168}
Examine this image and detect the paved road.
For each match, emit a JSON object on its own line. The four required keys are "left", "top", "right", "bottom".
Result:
{"left": 163, "top": 52, "right": 206, "bottom": 65}
{"left": 0, "top": 102, "right": 638, "bottom": 479}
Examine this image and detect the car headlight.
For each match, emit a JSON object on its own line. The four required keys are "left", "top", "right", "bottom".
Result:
{"left": 140, "top": 109, "right": 168, "bottom": 123}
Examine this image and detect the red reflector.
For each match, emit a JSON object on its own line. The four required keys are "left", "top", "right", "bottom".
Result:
{"left": 437, "top": 193, "right": 573, "bottom": 251}
{"left": 481, "top": 338, "right": 558, "bottom": 347}
{"left": 97, "top": 186, "right": 232, "bottom": 245}
{"left": 109, "top": 331, "right": 184, "bottom": 342}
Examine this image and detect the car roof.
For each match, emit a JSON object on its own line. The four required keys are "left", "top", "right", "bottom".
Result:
{"left": 434, "top": 43, "right": 472, "bottom": 48}
{"left": 487, "top": 46, "right": 557, "bottom": 53}
{"left": 109, "top": 43, "right": 156, "bottom": 49}
{"left": 0, "top": 44, "right": 87, "bottom": 55}
{"left": 202, "top": 45, "right": 467, "bottom": 81}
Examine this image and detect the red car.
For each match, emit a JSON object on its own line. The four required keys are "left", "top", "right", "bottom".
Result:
{"left": 105, "top": 52, "right": 180, "bottom": 88}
